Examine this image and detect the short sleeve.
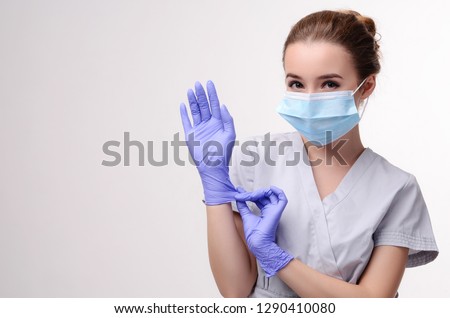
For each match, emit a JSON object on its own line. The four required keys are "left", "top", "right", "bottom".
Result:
{"left": 373, "top": 174, "right": 439, "bottom": 267}
{"left": 229, "top": 137, "right": 257, "bottom": 212}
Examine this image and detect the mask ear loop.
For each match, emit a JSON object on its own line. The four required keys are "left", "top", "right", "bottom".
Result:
{"left": 351, "top": 77, "right": 369, "bottom": 119}
{"left": 351, "top": 77, "right": 368, "bottom": 96}
{"left": 358, "top": 95, "right": 369, "bottom": 119}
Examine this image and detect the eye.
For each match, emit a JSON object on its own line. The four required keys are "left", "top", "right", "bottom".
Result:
{"left": 322, "top": 81, "right": 340, "bottom": 89}
{"left": 288, "top": 81, "right": 303, "bottom": 89}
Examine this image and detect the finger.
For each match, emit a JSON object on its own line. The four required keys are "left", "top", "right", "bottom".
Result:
{"left": 206, "top": 80, "right": 222, "bottom": 120}
{"left": 257, "top": 195, "right": 272, "bottom": 208}
{"left": 236, "top": 186, "right": 246, "bottom": 193}
{"left": 268, "top": 190, "right": 278, "bottom": 205}
{"left": 253, "top": 200, "right": 265, "bottom": 211}
{"left": 235, "top": 187, "right": 265, "bottom": 210}
{"left": 179, "top": 103, "right": 192, "bottom": 135}
{"left": 270, "top": 186, "right": 288, "bottom": 207}
{"left": 235, "top": 188, "right": 270, "bottom": 202}
{"left": 259, "top": 192, "right": 285, "bottom": 229}
{"left": 236, "top": 200, "right": 253, "bottom": 219}
{"left": 187, "top": 88, "right": 202, "bottom": 125}
{"left": 235, "top": 188, "right": 272, "bottom": 212}
{"left": 220, "top": 105, "right": 235, "bottom": 133}
{"left": 195, "top": 81, "right": 212, "bottom": 122}
{"left": 254, "top": 188, "right": 272, "bottom": 211}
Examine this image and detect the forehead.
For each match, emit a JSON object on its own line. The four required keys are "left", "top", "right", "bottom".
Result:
{"left": 284, "top": 41, "right": 356, "bottom": 78}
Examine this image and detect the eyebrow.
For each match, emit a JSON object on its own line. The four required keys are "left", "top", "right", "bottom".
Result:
{"left": 285, "top": 73, "right": 343, "bottom": 80}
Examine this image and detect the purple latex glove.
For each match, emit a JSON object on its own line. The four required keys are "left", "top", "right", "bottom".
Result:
{"left": 235, "top": 186, "right": 294, "bottom": 277}
{"left": 180, "top": 80, "right": 238, "bottom": 205}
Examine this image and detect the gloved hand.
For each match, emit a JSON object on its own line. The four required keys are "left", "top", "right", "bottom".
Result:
{"left": 180, "top": 80, "right": 238, "bottom": 205}
{"left": 235, "top": 186, "right": 294, "bottom": 277}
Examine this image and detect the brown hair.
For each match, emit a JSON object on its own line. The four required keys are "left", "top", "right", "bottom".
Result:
{"left": 282, "top": 10, "right": 381, "bottom": 82}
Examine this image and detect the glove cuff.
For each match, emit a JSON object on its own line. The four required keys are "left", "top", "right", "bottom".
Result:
{"left": 199, "top": 166, "right": 237, "bottom": 205}
{"left": 254, "top": 242, "right": 294, "bottom": 278}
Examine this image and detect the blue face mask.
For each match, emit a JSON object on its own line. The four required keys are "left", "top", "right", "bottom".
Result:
{"left": 276, "top": 78, "right": 368, "bottom": 146}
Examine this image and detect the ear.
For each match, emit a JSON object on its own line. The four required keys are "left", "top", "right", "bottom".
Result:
{"left": 360, "top": 74, "right": 376, "bottom": 100}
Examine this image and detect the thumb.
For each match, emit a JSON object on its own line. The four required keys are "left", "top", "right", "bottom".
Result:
{"left": 220, "top": 105, "right": 235, "bottom": 133}
{"left": 236, "top": 200, "right": 252, "bottom": 220}
{"left": 179, "top": 103, "right": 192, "bottom": 136}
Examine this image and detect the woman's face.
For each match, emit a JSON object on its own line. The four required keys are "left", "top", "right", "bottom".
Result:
{"left": 284, "top": 41, "right": 368, "bottom": 98}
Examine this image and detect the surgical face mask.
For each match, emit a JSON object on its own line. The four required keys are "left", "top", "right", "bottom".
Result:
{"left": 276, "top": 78, "right": 368, "bottom": 146}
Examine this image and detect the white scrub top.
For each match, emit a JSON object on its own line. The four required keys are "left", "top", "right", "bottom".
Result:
{"left": 230, "top": 131, "right": 439, "bottom": 298}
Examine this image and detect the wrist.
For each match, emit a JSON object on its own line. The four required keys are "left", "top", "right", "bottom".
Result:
{"left": 199, "top": 166, "right": 237, "bottom": 205}
{"left": 251, "top": 241, "right": 294, "bottom": 278}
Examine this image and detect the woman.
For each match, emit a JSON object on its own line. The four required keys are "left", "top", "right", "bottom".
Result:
{"left": 179, "top": 10, "right": 438, "bottom": 297}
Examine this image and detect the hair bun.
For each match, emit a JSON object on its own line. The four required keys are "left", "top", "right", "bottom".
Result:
{"left": 356, "top": 15, "right": 377, "bottom": 38}
{"left": 338, "top": 10, "right": 376, "bottom": 37}
{"left": 338, "top": 10, "right": 379, "bottom": 51}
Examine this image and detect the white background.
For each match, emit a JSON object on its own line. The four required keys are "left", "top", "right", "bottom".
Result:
{"left": 0, "top": 0, "right": 449, "bottom": 297}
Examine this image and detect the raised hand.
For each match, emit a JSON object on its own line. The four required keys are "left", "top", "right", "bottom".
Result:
{"left": 180, "top": 81, "right": 237, "bottom": 205}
